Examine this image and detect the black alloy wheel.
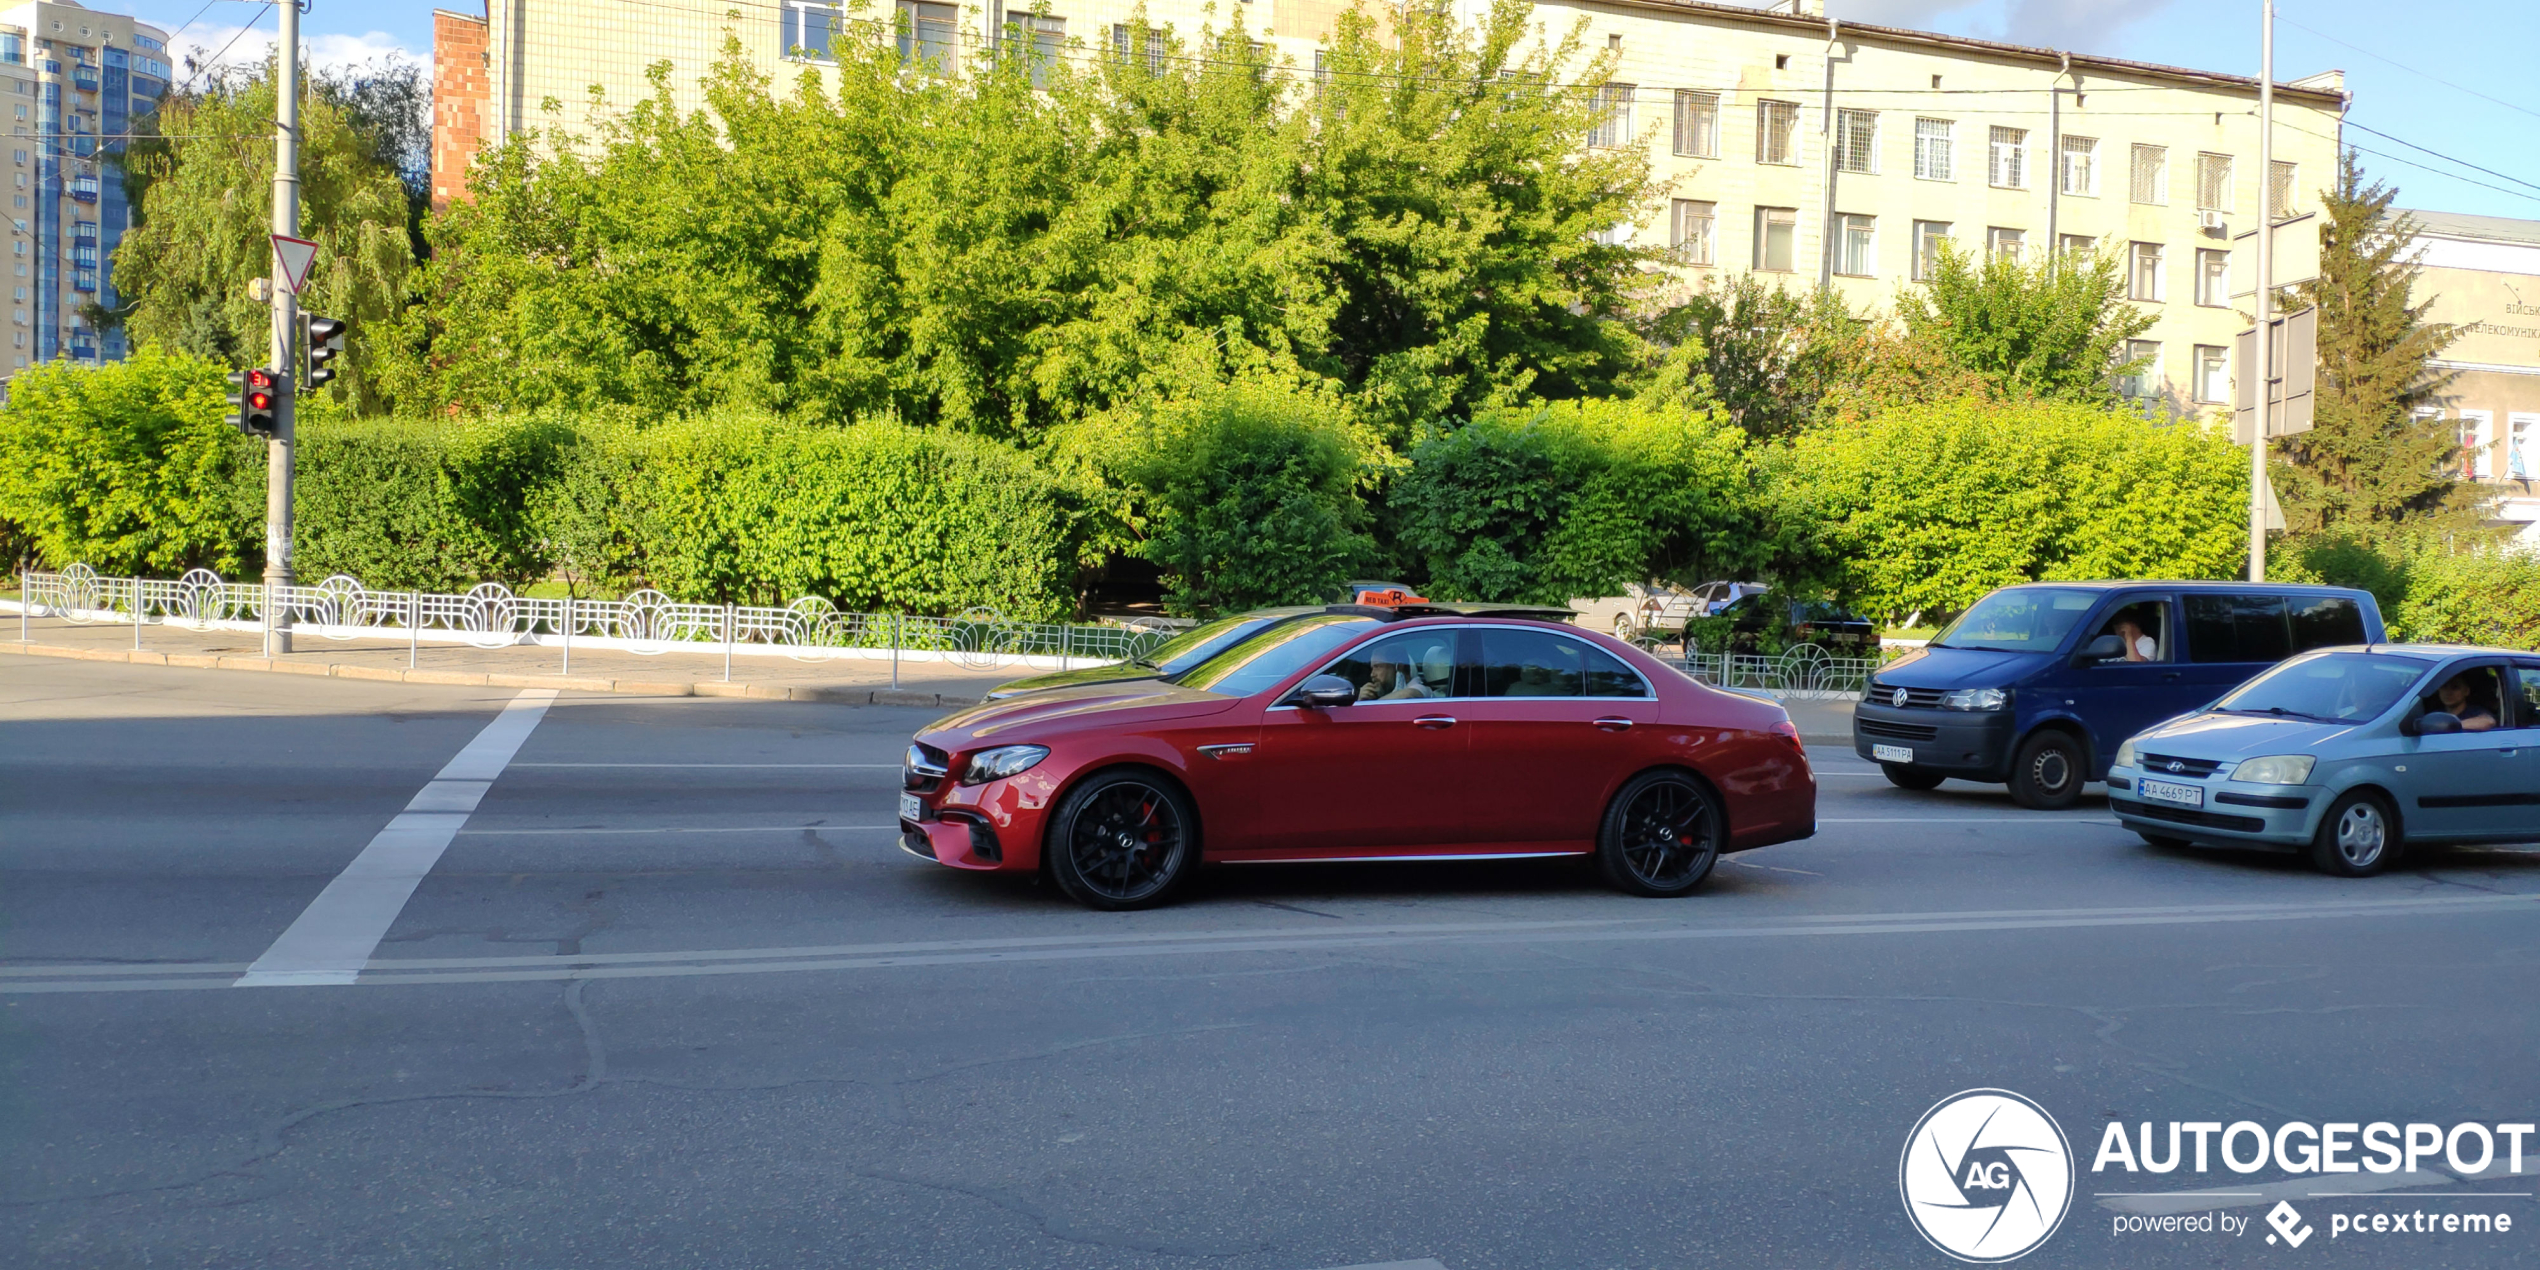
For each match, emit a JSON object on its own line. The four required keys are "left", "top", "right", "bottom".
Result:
{"left": 1596, "top": 771, "right": 1722, "bottom": 898}
{"left": 1882, "top": 765, "right": 1947, "bottom": 791}
{"left": 2007, "top": 731, "right": 2084, "bottom": 810}
{"left": 1047, "top": 770, "right": 1197, "bottom": 910}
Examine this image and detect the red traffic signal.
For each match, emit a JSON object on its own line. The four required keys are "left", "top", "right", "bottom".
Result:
{"left": 224, "top": 367, "right": 289, "bottom": 436}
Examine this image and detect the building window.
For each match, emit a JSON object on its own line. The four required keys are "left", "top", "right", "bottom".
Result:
{"left": 1756, "top": 99, "right": 1800, "bottom": 166}
{"left": 1835, "top": 213, "right": 1875, "bottom": 276}
{"left": 1670, "top": 199, "right": 1715, "bottom": 265}
{"left": 1835, "top": 109, "right": 1877, "bottom": 174}
{"left": 1988, "top": 126, "right": 2027, "bottom": 188}
{"left": 2196, "top": 152, "right": 2233, "bottom": 212}
{"left": 2130, "top": 143, "right": 2166, "bottom": 205}
{"left": 2509, "top": 414, "right": 2536, "bottom": 485}
{"left": 1005, "top": 14, "right": 1063, "bottom": 88}
{"left": 2117, "top": 339, "right": 2161, "bottom": 399}
{"left": 2129, "top": 241, "right": 2164, "bottom": 301}
{"left": 2459, "top": 411, "right": 2494, "bottom": 480}
{"left": 2195, "top": 249, "right": 2231, "bottom": 307}
{"left": 1913, "top": 118, "right": 1952, "bottom": 181}
{"left": 2268, "top": 160, "right": 2297, "bottom": 219}
{"left": 782, "top": 2, "right": 842, "bottom": 62}
{"left": 1589, "top": 83, "right": 1634, "bottom": 149}
{"left": 2058, "top": 234, "right": 2095, "bottom": 257}
{"left": 1912, "top": 220, "right": 1951, "bottom": 280}
{"left": 897, "top": 1, "right": 957, "bottom": 74}
{"left": 1672, "top": 90, "right": 1718, "bottom": 158}
{"left": 1986, "top": 226, "right": 2024, "bottom": 263}
{"left": 1755, "top": 206, "right": 1797, "bottom": 272}
{"left": 2194, "top": 345, "right": 2228, "bottom": 404}
{"left": 2059, "top": 135, "right": 2096, "bottom": 195}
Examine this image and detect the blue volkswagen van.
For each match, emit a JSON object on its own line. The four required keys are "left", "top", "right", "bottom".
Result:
{"left": 1851, "top": 582, "right": 2386, "bottom": 808}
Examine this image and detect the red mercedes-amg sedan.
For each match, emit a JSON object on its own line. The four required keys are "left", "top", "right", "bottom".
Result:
{"left": 899, "top": 606, "right": 1817, "bottom": 909}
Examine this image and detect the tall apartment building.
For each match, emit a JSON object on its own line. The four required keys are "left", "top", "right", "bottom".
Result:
{"left": 0, "top": 0, "right": 170, "bottom": 376}
{"left": 433, "top": 0, "right": 2348, "bottom": 410}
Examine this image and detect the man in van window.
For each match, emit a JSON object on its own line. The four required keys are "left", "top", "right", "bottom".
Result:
{"left": 2113, "top": 615, "right": 2157, "bottom": 662}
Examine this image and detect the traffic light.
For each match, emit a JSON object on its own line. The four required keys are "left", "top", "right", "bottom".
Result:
{"left": 303, "top": 314, "right": 347, "bottom": 389}
{"left": 224, "top": 367, "right": 287, "bottom": 437}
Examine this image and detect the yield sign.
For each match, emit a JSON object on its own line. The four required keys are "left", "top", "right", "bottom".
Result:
{"left": 270, "top": 233, "right": 319, "bottom": 295}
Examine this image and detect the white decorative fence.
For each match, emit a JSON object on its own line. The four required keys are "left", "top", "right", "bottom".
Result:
{"left": 10, "top": 565, "right": 1170, "bottom": 674}
{"left": 1681, "top": 644, "right": 1906, "bottom": 701}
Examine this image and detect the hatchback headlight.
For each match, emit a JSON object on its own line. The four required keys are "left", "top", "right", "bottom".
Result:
{"left": 1941, "top": 687, "right": 2008, "bottom": 711}
{"left": 2113, "top": 738, "right": 2139, "bottom": 769}
{"left": 961, "top": 744, "right": 1050, "bottom": 785}
{"left": 2230, "top": 754, "right": 2316, "bottom": 786}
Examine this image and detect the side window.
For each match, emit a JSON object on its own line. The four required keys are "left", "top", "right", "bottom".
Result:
{"left": 2509, "top": 666, "right": 2540, "bottom": 730}
{"left": 2185, "top": 594, "right": 2292, "bottom": 664}
{"left": 2423, "top": 663, "right": 2507, "bottom": 732}
{"left": 2088, "top": 599, "right": 2170, "bottom": 663}
{"left": 1477, "top": 628, "right": 1647, "bottom": 698}
{"left": 1315, "top": 630, "right": 1457, "bottom": 703}
{"left": 2289, "top": 596, "right": 2367, "bottom": 652}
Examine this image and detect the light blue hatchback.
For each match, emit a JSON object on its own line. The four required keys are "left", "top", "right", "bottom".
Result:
{"left": 2106, "top": 645, "right": 2540, "bottom": 875}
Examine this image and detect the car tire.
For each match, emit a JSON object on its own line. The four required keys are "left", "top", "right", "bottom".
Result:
{"left": 2007, "top": 731, "right": 2084, "bottom": 810}
{"left": 1045, "top": 769, "right": 1199, "bottom": 910}
{"left": 1596, "top": 770, "right": 1722, "bottom": 898}
{"left": 2308, "top": 790, "right": 2396, "bottom": 878}
{"left": 1882, "top": 765, "right": 1946, "bottom": 791}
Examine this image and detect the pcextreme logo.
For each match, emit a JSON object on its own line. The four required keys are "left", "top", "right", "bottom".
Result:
{"left": 1900, "top": 1088, "right": 2077, "bottom": 1263}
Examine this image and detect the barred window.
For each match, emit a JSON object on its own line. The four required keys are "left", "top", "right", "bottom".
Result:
{"left": 1757, "top": 99, "right": 1800, "bottom": 165}
{"left": 2269, "top": 160, "right": 2298, "bottom": 219}
{"left": 2059, "top": 135, "right": 2096, "bottom": 195}
{"left": 1913, "top": 118, "right": 1952, "bottom": 181}
{"left": 1988, "top": 125, "right": 2026, "bottom": 188}
{"left": 1672, "top": 90, "right": 1718, "bottom": 158}
{"left": 2197, "top": 152, "right": 2233, "bottom": 212}
{"left": 2130, "top": 143, "right": 2166, "bottom": 204}
{"left": 1671, "top": 199, "right": 1716, "bottom": 265}
{"left": 1835, "top": 109, "right": 1877, "bottom": 174}
{"left": 1589, "top": 84, "right": 1635, "bottom": 149}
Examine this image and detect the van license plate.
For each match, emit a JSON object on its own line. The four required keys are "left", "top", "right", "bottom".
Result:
{"left": 1871, "top": 744, "right": 1915, "bottom": 764}
{"left": 2139, "top": 779, "right": 2203, "bottom": 808}
{"left": 899, "top": 792, "right": 924, "bottom": 823}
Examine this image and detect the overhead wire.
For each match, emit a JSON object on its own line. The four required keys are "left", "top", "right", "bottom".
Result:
{"left": 2276, "top": 14, "right": 2539, "bottom": 123}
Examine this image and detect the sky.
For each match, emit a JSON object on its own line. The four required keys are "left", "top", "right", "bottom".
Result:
{"left": 70, "top": 0, "right": 2540, "bottom": 220}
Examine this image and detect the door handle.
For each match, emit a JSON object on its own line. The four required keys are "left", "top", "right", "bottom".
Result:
{"left": 1413, "top": 716, "right": 1457, "bottom": 729}
{"left": 1592, "top": 717, "right": 1635, "bottom": 731}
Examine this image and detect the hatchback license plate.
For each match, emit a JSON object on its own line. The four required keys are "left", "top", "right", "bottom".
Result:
{"left": 2139, "top": 778, "right": 2203, "bottom": 808}
{"left": 1871, "top": 743, "right": 1915, "bottom": 764}
{"left": 899, "top": 792, "right": 924, "bottom": 823}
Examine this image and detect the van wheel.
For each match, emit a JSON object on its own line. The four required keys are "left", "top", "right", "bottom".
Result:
{"left": 2309, "top": 791, "right": 2395, "bottom": 877}
{"left": 2007, "top": 732, "right": 2083, "bottom": 810}
{"left": 1882, "top": 765, "right": 1946, "bottom": 790}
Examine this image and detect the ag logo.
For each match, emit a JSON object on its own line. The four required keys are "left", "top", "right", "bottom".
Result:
{"left": 1899, "top": 1088, "right": 2074, "bottom": 1263}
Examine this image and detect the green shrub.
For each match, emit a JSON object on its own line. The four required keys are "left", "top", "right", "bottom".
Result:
{"left": 1114, "top": 381, "right": 1378, "bottom": 615}
{"left": 0, "top": 347, "right": 262, "bottom": 576}
{"left": 1392, "top": 397, "right": 1755, "bottom": 605}
{"left": 555, "top": 412, "right": 1087, "bottom": 620}
{"left": 296, "top": 414, "right": 574, "bottom": 591}
{"left": 1770, "top": 398, "right": 2249, "bottom": 622}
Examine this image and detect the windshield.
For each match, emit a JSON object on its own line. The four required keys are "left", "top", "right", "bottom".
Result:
{"left": 1136, "top": 614, "right": 1287, "bottom": 676}
{"left": 2213, "top": 651, "right": 2434, "bottom": 723}
{"left": 1176, "top": 616, "right": 1381, "bottom": 698}
{"left": 1932, "top": 588, "right": 2099, "bottom": 652}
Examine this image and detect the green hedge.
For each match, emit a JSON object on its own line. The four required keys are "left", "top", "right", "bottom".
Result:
{"left": 296, "top": 415, "right": 573, "bottom": 591}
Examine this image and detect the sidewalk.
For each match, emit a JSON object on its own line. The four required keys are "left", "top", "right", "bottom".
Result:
{"left": 0, "top": 610, "right": 1017, "bottom": 708}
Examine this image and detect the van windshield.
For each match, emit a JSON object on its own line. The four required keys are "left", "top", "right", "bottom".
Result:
{"left": 1931, "top": 588, "right": 2100, "bottom": 653}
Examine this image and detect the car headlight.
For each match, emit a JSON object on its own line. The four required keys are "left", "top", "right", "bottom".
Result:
{"left": 2113, "top": 738, "right": 2139, "bottom": 769}
{"left": 2230, "top": 754, "right": 2316, "bottom": 786}
{"left": 1940, "top": 687, "right": 2008, "bottom": 711}
{"left": 961, "top": 744, "right": 1049, "bottom": 785}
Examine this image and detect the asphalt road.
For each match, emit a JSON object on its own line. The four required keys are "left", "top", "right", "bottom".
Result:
{"left": 4, "top": 659, "right": 2536, "bottom": 1269}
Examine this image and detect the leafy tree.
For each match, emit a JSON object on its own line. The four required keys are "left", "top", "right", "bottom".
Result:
{"left": 2275, "top": 153, "right": 2474, "bottom": 537}
{"left": 1637, "top": 277, "right": 1868, "bottom": 439}
{"left": 110, "top": 66, "right": 415, "bottom": 412}
{"left": 0, "top": 347, "right": 261, "bottom": 574}
{"left": 1894, "top": 242, "right": 2154, "bottom": 403}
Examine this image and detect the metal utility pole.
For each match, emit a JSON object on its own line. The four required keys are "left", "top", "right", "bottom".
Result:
{"left": 2248, "top": 0, "right": 2274, "bottom": 583}
{"left": 264, "top": 0, "right": 302, "bottom": 653}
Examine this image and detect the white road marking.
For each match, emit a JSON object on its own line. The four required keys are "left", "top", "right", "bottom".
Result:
{"left": 13, "top": 892, "right": 2527, "bottom": 994}
{"left": 232, "top": 690, "right": 558, "bottom": 988}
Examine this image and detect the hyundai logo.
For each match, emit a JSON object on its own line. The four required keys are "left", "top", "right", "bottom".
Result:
{"left": 2166, "top": 760, "right": 2185, "bottom": 774}
{"left": 1892, "top": 688, "right": 1910, "bottom": 708}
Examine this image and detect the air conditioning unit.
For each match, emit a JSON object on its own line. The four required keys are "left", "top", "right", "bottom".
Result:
{"left": 2198, "top": 210, "right": 2227, "bottom": 231}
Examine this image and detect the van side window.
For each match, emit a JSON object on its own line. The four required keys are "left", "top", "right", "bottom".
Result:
{"left": 2088, "top": 600, "right": 2169, "bottom": 663}
{"left": 2184, "top": 594, "right": 2292, "bottom": 664}
{"left": 2288, "top": 596, "right": 2366, "bottom": 651}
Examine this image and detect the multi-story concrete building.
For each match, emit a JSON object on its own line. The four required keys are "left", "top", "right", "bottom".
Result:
{"left": 2403, "top": 208, "right": 2540, "bottom": 544}
{"left": 0, "top": 0, "right": 169, "bottom": 376}
{"left": 432, "top": 0, "right": 2348, "bottom": 408}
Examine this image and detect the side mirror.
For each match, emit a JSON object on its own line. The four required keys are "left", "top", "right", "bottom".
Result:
{"left": 2077, "top": 634, "right": 2125, "bottom": 664}
{"left": 1288, "top": 674, "right": 1357, "bottom": 709}
{"left": 2408, "top": 710, "right": 2462, "bottom": 737}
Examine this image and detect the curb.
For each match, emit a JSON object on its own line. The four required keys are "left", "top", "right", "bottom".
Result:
{"left": 0, "top": 639, "right": 986, "bottom": 709}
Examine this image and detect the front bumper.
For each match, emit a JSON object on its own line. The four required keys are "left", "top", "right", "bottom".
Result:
{"left": 2105, "top": 765, "right": 2322, "bottom": 846}
{"left": 1851, "top": 703, "right": 2016, "bottom": 778}
{"left": 899, "top": 767, "right": 1059, "bottom": 872}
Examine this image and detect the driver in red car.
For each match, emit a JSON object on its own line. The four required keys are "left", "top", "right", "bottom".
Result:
{"left": 1358, "top": 648, "right": 1435, "bottom": 701}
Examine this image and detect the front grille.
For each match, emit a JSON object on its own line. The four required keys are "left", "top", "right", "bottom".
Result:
{"left": 2110, "top": 798, "right": 2267, "bottom": 833}
{"left": 1859, "top": 718, "right": 1940, "bottom": 741}
{"left": 1869, "top": 682, "right": 1947, "bottom": 709}
{"left": 2141, "top": 753, "right": 2224, "bottom": 779}
{"left": 904, "top": 742, "right": 950, "bottom": 791}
